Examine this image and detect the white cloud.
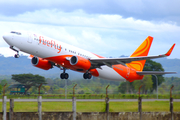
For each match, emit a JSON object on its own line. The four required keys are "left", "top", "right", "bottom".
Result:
{"left": 0, "top": 47, "right": 28, "bottom": 57}
{"left": 0, "top": 9, "right": 179, "bottom": 58}
{"left": 1, "top": 9, "right": 180, "bottom": 33}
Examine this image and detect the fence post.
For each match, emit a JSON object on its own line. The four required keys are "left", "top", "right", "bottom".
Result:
{"left": 38, "top": 84, "right": 43, "bottom": 120}
{"left": 105, "top": 85, "right": 110, "bottom": 120}
{"left": 9, "top": 99, "right": 14, "bottom": 120}
{"left": 170, "top": 85, "right": 174, "bottom": 120}
{"left": 3, "top": 96, "right": 7, "bottom": 120}
{"left": 2, "top": 83, "right": 7, "bottom": 120}
{"left": 3, "top": 83, "right": 7, "bottom": 97}
{"left": 39, "top": 83, "right": 43, "bottom": 96}
{"left": 138, "top": 85, "right": 143, "bottom": 120}
{"left": 72, "top": 84, "right": 77, "bottom": 120}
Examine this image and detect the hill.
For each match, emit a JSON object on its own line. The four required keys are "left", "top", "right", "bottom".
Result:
{"left": 0, "top": 55, "right": 82, "bottom": 79}
{"left": 0, "top": 55, "right": 179, "bottom": 78}
{"left": 154, "top": 58, "right": 180, "bottom": 77}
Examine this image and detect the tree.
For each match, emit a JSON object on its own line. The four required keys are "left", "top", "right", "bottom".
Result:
{"left": 44, "top": 85, "right": 50, "bottom": 93}
{"left": 0, "top": 85, "right": 2, "bottom": 94}
{"left": 143, "top": 59, "right": 165, "bottom": 91}
{"left": 78, "top": 90, "right": 85, "bottom": 94}
{"left": 133, "top": 75, "right": 153, "bottom": 94}
{"left": 57, "top": 88, "right": 65, "bottom": 94}
{"left": 94, "top": 87, "right": 102, "bottom": 94}
{"left": 118, "top": 81, "right": 134, "bottom": 94}
{"left": 46, "top": 78, "right": 54, "bottom": 86}
{"left": 118, "top": 82, "right": 127, "bottom": 94}
{"left": 12, "top": 74, "right": 46, "bottom": 94}
{"left": 0, "top": 79, "right": 8, "bottom": 86}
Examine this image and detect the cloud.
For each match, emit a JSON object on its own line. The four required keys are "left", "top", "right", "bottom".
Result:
{"left": 0, "top": 47, "right": 28, "bottom": 57}
{"left": 1, "top": 9, "right": 180, "bottom": 32}
{"left": 0, "top": 9, "right": 179, "bottom": 59}
{"left": 0, "top": 0, "right": 180, "bottom": 25}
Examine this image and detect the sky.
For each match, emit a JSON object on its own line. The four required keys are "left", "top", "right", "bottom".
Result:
{"left": 0, "top": 0, "right": 179, "bottom": 59}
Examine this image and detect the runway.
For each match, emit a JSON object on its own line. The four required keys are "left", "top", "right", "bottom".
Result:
{"left": 1, "top": 99, "right": 180, "bottom": 102}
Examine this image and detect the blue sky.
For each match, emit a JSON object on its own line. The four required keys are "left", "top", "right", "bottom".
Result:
{"left": 0, "top": 0, "right": 179, "bottom": 58}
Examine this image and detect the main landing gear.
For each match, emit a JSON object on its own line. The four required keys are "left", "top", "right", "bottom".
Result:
{"left": 60, "top": 68, "right": 69, "bottom": 79}
{"left": 83, "top": 72, "right": 92, "bottom": 79}
{"left": 59, "top": 67, "right": 92, "bottom": 79}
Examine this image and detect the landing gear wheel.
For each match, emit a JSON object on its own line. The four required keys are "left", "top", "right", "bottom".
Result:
{"left": 83, "top": 73, "right": 92, "bottom": 79}
{"left": 14, "top": 54, "right": 19, "bottom": 58}
{"left": 83, "top": 73, "right": 88, "bottom": 79}
{"left": 64, "top": 73, "right": 69, "bottom": 79}
{"left": 60, "top": 73, "right": 65, "bottom": 79}
{"left": 60, "top": 73, "right": 69, "bottom": 79}
{"left": 87, "top": 73, "right": 92, "bottom": 79}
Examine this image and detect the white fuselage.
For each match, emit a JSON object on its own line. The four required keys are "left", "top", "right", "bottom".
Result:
{"left": 3, "top": 31, "right": 126, "bottom": 81}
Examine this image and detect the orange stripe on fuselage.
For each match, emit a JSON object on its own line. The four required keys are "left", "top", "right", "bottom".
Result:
{"left": 93, "top": 53, "right": 143, "bottom": 82}
{"left": 45, "top": 55, "right": 99, "bottom": 77}
{"left": 112, "top": 64, "right": 143, "bottom": 82}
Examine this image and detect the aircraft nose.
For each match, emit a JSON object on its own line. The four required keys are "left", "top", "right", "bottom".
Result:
{"left": 2, "top": 33, "right": 11, "bottom": 41}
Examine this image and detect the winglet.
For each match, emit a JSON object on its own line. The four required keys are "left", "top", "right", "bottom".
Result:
{"left": 165, "top": 43, "right": 175, "bottom": 56}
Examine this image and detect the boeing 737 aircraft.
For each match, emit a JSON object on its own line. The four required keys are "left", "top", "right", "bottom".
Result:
{"left": 2, "top": 31, "right": 176, "bottom": 82}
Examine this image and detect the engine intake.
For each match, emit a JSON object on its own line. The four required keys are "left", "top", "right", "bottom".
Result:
{"left": 70, "top": 56, "right": 91, "bottom": 71}
{"left": 31, "top": 57, "right": 52, "bottom": 70}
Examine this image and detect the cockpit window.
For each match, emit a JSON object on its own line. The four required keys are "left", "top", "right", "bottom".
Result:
{"left": 10, "top": 31, "right": 21, "bottom": 35}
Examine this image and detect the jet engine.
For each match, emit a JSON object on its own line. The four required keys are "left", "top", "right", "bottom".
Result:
{"left": 70, "top": 56, "right": 91, "bottom": 71}
{"left": 31, "top": 57, "right": 52, "bottom": 70}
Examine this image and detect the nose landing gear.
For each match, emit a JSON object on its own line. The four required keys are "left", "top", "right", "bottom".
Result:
{"left": 14, "top": 52, "right": 20, "bottom": 58}
{"left": 10, "top": 46, "right": 20, "bottom": 58}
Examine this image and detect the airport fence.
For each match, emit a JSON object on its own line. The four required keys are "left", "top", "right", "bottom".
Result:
{"left": 1, "top": 94, "right": 180, "bottom": 99}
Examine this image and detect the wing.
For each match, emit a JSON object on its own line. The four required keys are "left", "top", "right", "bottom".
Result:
{"left": 90, "top": 44, "right": 175, "bottom": 68}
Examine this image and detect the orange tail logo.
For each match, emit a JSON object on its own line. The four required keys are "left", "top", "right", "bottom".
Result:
{"left": 126, "top": 36, "right": 153, "bottom": 71}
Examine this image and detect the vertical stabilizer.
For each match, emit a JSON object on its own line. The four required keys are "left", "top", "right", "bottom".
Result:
{"left": 126, "top": 36, "right": 153, "bottom": 71}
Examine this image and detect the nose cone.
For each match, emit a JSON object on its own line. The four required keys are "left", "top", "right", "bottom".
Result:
{"left": 2, "top": 33, "right": 11, "bottom": 42}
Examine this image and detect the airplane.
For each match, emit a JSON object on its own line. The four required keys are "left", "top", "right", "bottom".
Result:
{"left": 2, "top": 30, "right": 176, "bottom": 82}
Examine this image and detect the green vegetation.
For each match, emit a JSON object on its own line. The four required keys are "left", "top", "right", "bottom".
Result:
{"left": 0, "top": 101, "right": 180, "bottom": 112}
{"left": 1, "top": 75, "right": 180, "bottom": 98}
{"left": 143, "top": 59, "right": 165, "bottom": 91}
{"left": 0, "top": 59, "right": 179, "bottom": 100}
{"left": 12, "top": 74, "right": 46, "bottom": 94}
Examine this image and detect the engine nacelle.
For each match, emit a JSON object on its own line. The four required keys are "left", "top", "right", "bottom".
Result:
{"left": 31, "top": 57, "right": 52, "bottom": 70}
{"left": 70, "top": 56, "right": 91, "bottom": 71}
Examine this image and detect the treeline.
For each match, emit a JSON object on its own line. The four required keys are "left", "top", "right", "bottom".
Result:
{"left": 0, "top": 74, "right": 178, "bottom": 95}
{"left": 39, "top": 77, "right": 121, "bottom": 94}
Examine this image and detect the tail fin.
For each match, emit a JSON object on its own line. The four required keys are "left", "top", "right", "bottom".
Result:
{"left": 126, "top": 36, "right": 153, "bottom": 71}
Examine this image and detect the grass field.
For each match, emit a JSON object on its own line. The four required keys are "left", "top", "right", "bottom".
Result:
{"left": 0, "top": 101, "right": 180, "bottom": 112}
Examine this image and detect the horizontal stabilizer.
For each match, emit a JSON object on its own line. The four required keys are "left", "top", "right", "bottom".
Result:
{"left": 136, "top": 71, "right": 176, "bottom": 75}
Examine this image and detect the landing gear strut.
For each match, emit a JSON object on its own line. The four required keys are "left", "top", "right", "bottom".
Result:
{"left": 60, "top": 68, "right": 69, "bottom": 79}
{"left": 83, "top": 72, "right": 92, "bottom": 79}
{"left": 10, "top": 46, "right": 20, "bottom": 58}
